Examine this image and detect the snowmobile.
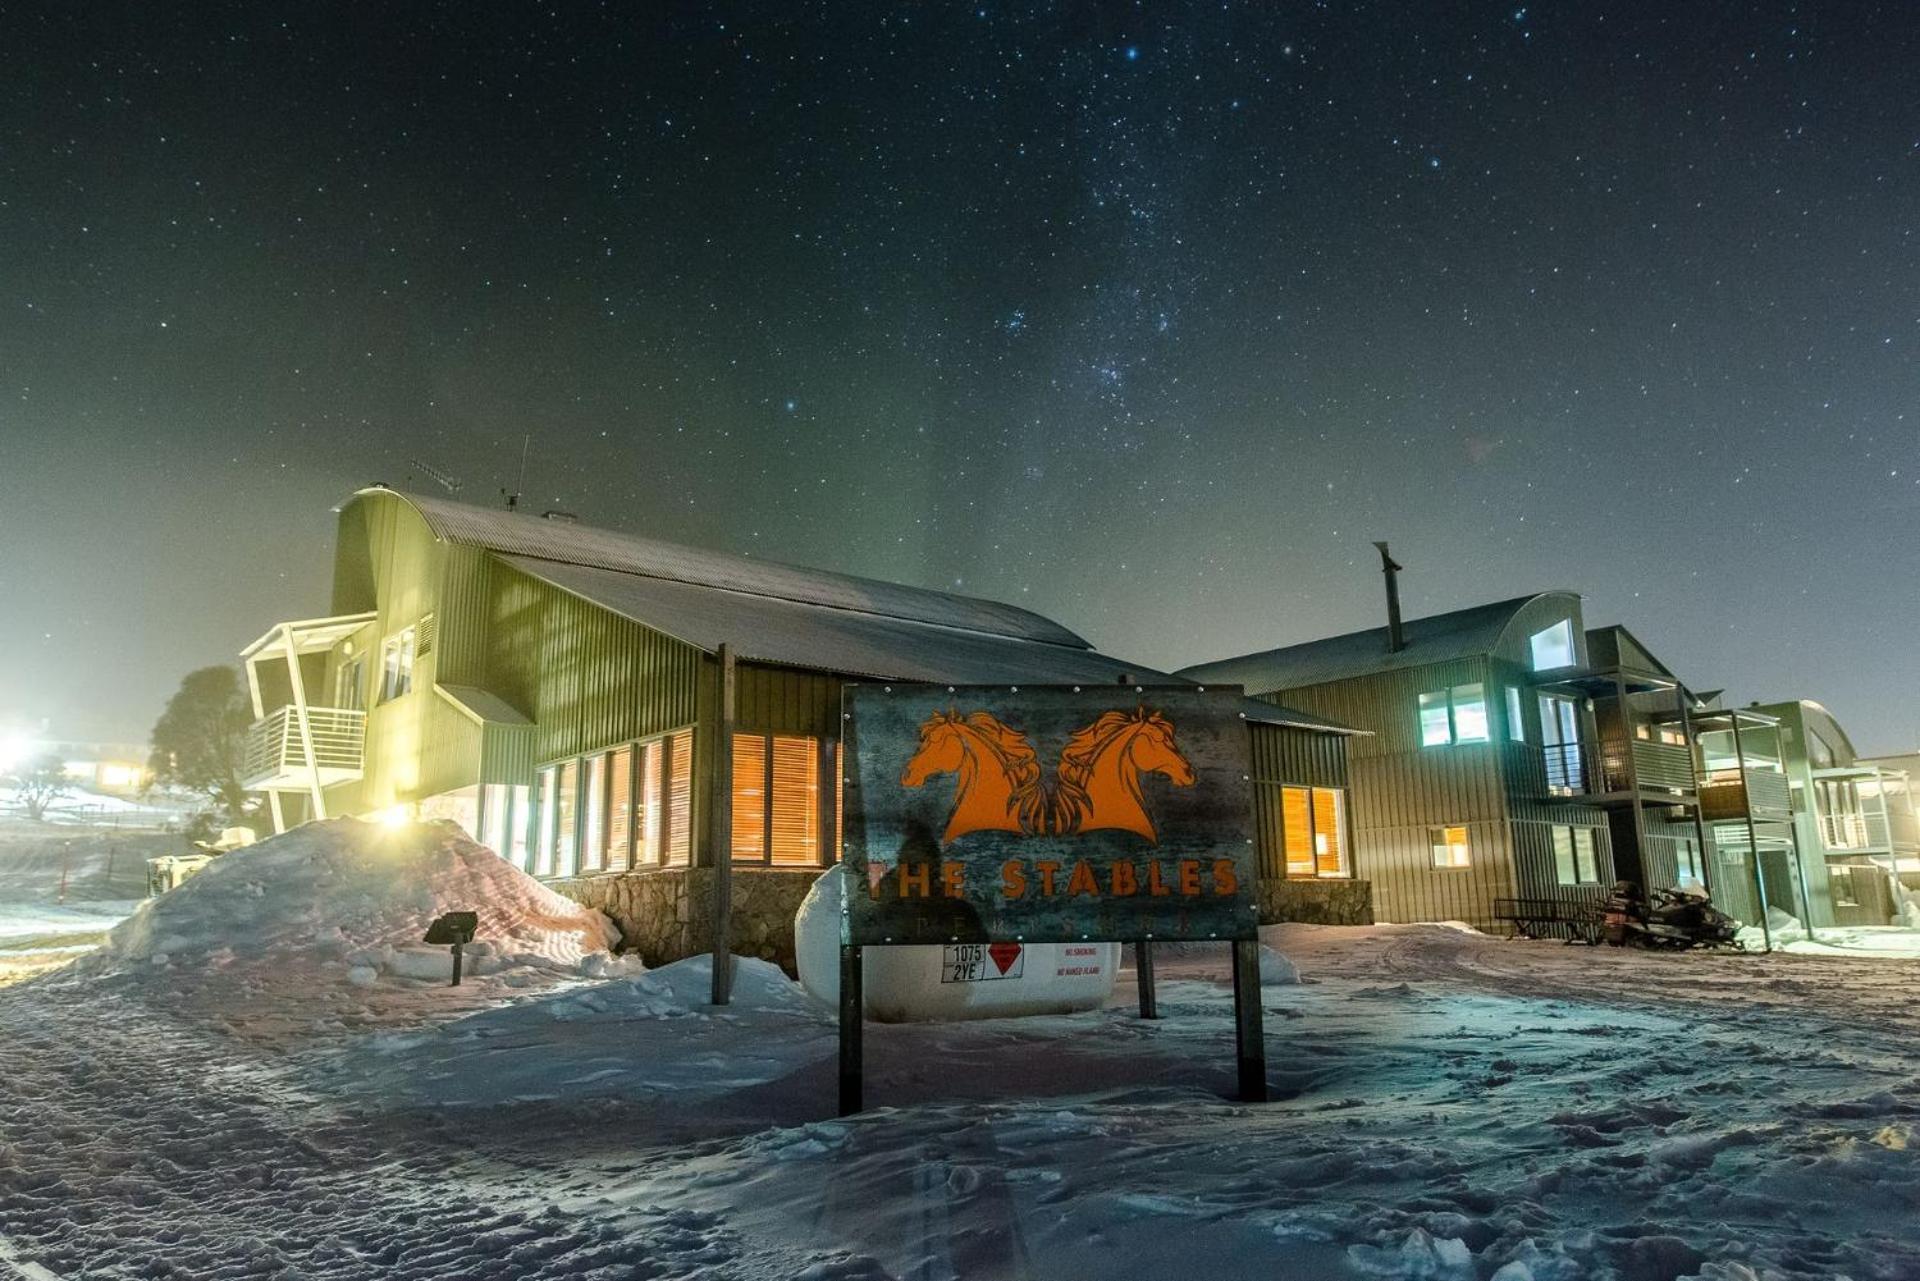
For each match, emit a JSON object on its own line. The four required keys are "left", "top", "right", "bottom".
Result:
{"left": 1600, "top": 881, "right": 1741, "bottom": 951}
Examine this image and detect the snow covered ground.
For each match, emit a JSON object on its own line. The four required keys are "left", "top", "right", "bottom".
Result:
{"left": 0, "top": 818, "right": 168, "bottom": 986}
{"left": 1, "top": 825, "right": 1916, "bottom": 1279}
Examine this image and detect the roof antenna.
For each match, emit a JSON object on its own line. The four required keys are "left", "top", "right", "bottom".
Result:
{"left": 1373, "top": 541, "right": 1406, "bottom": 653}
{"left": 502, "top": 433, "right": 530, "bottom": 511}
{"left": 408, "top": 459, "right": 463, "bottom": 495}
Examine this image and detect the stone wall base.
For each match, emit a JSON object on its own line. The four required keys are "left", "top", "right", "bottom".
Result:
{"left": 552, "top": 868, "right": 1371, "bottom": 974}
{"left": 1259, "top": 878, "right": 1374, "bottom": 926}
{"left": 549, "top": 866, "right": 826, "bottom": 973}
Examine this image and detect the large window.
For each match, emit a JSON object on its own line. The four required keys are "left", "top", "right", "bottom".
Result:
{"left": 552, "top": 759, "right": 578, "bottom": 876}
{"left": 1529, "top": 619, "right": 1576, "bottom": 671}
{"left": 479, "top": 782, "right": 533, "bottom": 871}
{"left": 379, "top": 627, "right": 416, "bottom": 701}
{"left": 667, "top": 730, "right": 692, "bottom": 864}
{"left": 1430, "top": 825, "right": 1471, "bottom": 869}
{"left": 605, "top": 745, "right": 632, "bottom": 870}
{"left": 732, "top": 733, "right": 827, "bottom": 865}
{"left": 535, "top": 767, "right": 558, "bottom": 876}
{"left": 580, "top": 753, "right": 606, "bottom": 873}
{"left": 637, "top": 739, "right": 663, "bottom": 864}
{"left": 1279, "top": 785, "right": 1349, "bottom": 878}
{"left": 333, "top": 656, "right": 366, "bottom": 711}
{"left": 1419, "top": 684, "right": 1489, "bottom": 746}
{"left": 1551, "top": 825, "right": 1600, "bottom": 885}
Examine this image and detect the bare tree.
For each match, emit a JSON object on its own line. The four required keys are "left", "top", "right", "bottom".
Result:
{"left": 7, "top": 753, "right": 70, "bottom": 822}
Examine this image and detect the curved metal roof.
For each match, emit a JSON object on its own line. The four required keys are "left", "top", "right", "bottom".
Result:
{"left": 1178, "top": 592, "right": 1578, "bottom": 694}
{"left": 358, "top": 486, "right": 1088, "bottom": 648}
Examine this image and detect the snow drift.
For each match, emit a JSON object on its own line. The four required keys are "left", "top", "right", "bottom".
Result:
{"left": 90, "top": 818, "right": 617, "bottom": 985}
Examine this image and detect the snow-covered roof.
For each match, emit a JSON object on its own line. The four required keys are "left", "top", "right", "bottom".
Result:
{"left": 360, "top": 486, "right": 1085, "bottom": 648}
{"left": 1179, "top": 593, "right": 1573, "bottom": 694}
{"left": 349, "top": 488, "right": 1354, "bottom": 735}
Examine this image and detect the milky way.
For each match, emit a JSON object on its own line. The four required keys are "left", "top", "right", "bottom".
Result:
{"left": 2, "top": 3, "right": 1916, "bottom": 748}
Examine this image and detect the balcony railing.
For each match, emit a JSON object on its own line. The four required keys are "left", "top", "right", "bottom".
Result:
{"left": 242, "top": 706, "right": 366, "bottom": 790}
{"left": 1538, "top": 738, "right": 1697, "bottom": 801}
{"left": 1820, "top": 809, "right": 1891, "bottom": 852}
{"left": 1698, "top": 768, "right": 1792, "bottom": 823}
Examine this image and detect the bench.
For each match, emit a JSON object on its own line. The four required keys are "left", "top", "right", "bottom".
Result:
{"left": 1492, "top": 897, "right": 1602, "bottom": 944}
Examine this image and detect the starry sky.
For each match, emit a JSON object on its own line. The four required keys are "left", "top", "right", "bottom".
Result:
{"left": 3, "top": 2, "right": 1916, "bottom": 752}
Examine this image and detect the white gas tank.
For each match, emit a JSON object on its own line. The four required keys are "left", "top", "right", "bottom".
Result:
{"left": 793, "top": 865, "right": 1118, "bottom": 1023}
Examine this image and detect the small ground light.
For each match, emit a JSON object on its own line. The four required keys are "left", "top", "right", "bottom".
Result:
{"left": 423, "top": 911, "right": 478, "bottom": 985}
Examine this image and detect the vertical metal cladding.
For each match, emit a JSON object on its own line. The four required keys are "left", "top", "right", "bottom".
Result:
{"left": 1272, "top": 658, "right": 1516, "bottom": 929}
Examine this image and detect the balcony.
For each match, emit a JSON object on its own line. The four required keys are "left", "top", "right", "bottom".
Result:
{"left": 242, "top": 706, "right": 366, "bottom": 791}
{"left": 1698, "top": 768, "right": 1792, "bottom": 823}
{"left": 1820, "top": 809, "right": 1891, "bottom": 853}
{"left": 1537, "top": 738, "right": 1696, "bottom": 803}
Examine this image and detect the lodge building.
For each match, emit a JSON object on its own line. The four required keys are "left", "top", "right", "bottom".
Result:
{"left": 239, "top": 487, "right": 1369, "bottom": 966}
{"left": 1180, "top": 575, "right": 1919, "bottom": 933}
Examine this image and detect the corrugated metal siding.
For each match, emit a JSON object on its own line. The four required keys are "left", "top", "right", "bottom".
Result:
{"left": 485, "top": 559, "right": 705, "bottom": 762}
{"left": 734, "top": 663, "right": 843, "bottom": 739}
{"left": 339, "top": 494, "right": 483, "bottom": 807}
{"left": 1248, "top": 722, "right": 1348, "bottom": 790}
{"left": 1271, "top": 657, "right": 1517, "bottom": 925}
{"left": 436, "top": 544, "right": 492, "bottom": 687}
{"left": 1509, "top": 819, "right": 1616, "bottom": 905}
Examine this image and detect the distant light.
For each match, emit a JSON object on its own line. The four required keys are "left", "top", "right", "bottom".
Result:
{"left": 1124, "top": 45, "right": 1140, "bottom": 61}
{"left": 375, "top": 805, "right": 413, "bottom": 829}
{"left": 0, "top": 730, "right": 36, "bottom": 774}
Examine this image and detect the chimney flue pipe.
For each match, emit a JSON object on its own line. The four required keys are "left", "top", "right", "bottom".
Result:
{"left": 1373, "top": 541, "right": 1406, "bottom": 653}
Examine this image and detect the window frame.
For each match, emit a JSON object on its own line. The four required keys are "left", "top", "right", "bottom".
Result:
{"left": 1551, "top": 824, "right": 1601, "bottom": 885}
{"left": 378, "top": 628, "right": 416, "bottom": 703}
{"left": 1529, "top": 619, "right": 1576, "bottom": 672}
{"left": 1429, "top": 824, "right": 1471, "bottom": 869}
{"left": 1505, "top": 685, "right": 1526, "bottom": 743}
{"left": 1418, "top": 684, "right": 1491, "bottom": 747}
{"left": 1278, "top": 784, "right": 1351, "bottom": 879}
{"left": 731, "top": 731, "right": 833, "bottom": 867}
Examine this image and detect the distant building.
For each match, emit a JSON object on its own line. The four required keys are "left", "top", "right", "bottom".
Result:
{"left": 1181, "top": 589, "right": 1727, "bottom": 930}
{"left": 1746, "top": 706, "right": 1918, "bottom": 927}
{"left": 238, "top": 487, "right": 1366, "bottom": 966}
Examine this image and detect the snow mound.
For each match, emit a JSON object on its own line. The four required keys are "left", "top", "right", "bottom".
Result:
{"left": 1258, "top": 944, "right": 1301, "bottom": 985}
{"left": 91, "top": 818, "right": 617, "bottom": 984}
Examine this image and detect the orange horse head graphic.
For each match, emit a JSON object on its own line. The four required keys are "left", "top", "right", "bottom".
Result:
{"left": 1049, "top": 707, "right": 1195, "bottom": 842}
{"left": 900, "top": 710, "right": 1046, "bottom": 843}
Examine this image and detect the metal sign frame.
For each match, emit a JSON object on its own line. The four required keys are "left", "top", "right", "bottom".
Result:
{"left": 836, "top": 683, "right": 1268, "bottom": 1113}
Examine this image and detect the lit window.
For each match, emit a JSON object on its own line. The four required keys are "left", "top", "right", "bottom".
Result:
{"left": 1430, "top": 825, "right": 1471, "bottom": 869}
{"left": 1552, "top": 825, "right": 1600, "bottom": 884}
{"left": 667, "top": 730, "right": 692, "bottom": 864}
{"left": 732, "top": 734, "right": 769, "bottom": 860}
{"left": 553, "top": 759, "right": 578, "bottom": 876}
{"left": 379, "top": 627, "right": 416, "bottom": 701}
{"left": 769, "top": 735, "right": 822, "bottom": 865}
{"left": 1282, "top": 786, "right": 1313, "bottom": 874}
{"left": 508, "top": 783, "right": 531, "bottom": 871}
{"left": 1310, "top": 787, "right": 1346, "bottom": 877}
{"left": 534, "top": 767, "right": 557, "bottom": 876}
{"left": 732, "top": 733, "right": 826, "bottom": 865}
{"left": 580, "top": 753, "right": 605, "bottom": 873}
{"left": 1506, "top": 686, "right": 1526, "bottom": 743}
{"left": 1279, "top": 785, "right": 1349, "bottom": 877}
{"left": 1529, "top": 619, "right": 1576, "bottom": 671}
{"left": 605, "top": 746, "right": 632, "bottom": 870}
{"left": 1452, "top": 684, "right": 1489, "bottom": 742}
{"left": 637, "top": 739, "right": 662, "bottom": 864}
{"left": 1419, "top": 685, "right": 1489, "bottom": 745}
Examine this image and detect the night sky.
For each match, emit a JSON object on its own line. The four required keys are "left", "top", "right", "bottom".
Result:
{"left": 3, "top": 3, "right": 1916, "bottom": 752}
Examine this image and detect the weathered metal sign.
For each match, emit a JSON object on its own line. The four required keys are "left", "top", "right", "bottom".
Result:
{"left": 841, "top": 684, "right": 1258, "bottom": 947}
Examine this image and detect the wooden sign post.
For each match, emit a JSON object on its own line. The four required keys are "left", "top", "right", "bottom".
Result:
{"left": 838, "top": 684, "right": 1267, "bottom": 1114}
